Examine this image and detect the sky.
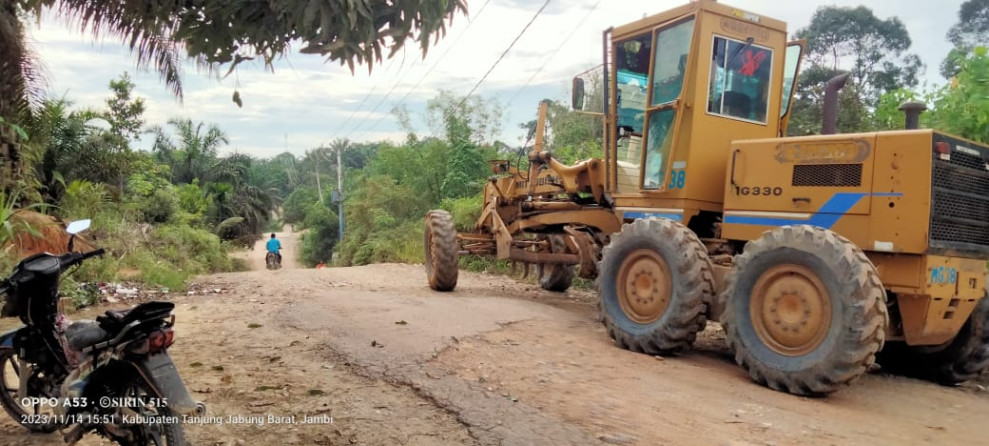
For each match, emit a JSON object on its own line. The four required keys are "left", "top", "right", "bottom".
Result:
{"left": 22, "top": 0, "right": 965, "bottom": 159}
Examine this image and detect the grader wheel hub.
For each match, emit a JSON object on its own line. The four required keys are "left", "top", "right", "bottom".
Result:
{"left": 750, "top": 264, "right": 832, "bottom": 356}
{"left": 617, "top": 249, "right": 673, "bottom": 324}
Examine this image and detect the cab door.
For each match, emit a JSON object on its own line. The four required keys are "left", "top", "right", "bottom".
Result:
{"left": 639, "top": 16, "right": 696, "bottom": 192}
{"left": 779, "top": 40, "right": 806, "bottom": 137}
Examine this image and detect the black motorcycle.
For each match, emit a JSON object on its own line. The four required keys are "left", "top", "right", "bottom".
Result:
{"left": 0, "top": 219, "right": 204, "bottom": 445}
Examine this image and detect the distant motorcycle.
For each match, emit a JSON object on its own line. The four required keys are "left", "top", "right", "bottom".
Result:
{"left": 0, "top": 219, "right": 204, "bottom": 445}
{"left": 265, "top": 251, "right": 281, "bottom": 270}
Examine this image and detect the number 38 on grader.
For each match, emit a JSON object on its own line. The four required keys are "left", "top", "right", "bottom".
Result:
{"left": 423, "top": 0, "right": 989, "bottom": 396}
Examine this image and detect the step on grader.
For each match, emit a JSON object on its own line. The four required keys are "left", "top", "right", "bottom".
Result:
{"left": 423, "top": 0, "right": 989, "bottom": 396}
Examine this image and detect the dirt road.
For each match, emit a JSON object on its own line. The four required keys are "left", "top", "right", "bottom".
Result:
{"left": 3, "top": 234, "right": 989, "bottom": 445}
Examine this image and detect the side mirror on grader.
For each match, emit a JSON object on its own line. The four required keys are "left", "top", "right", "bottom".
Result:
{"left": 423, "top": 0, "right": 989, "bottom": 397}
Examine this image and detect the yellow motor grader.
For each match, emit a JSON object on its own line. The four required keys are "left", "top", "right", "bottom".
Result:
{"left": 423, "top": 100, "right": 622, "bottom": 293}
{"left": 424, "top": 0, "right": 989, "bottom": 396}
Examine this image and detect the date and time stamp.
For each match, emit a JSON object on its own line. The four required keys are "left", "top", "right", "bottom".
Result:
{"left": 18, "top": 397, "right": 333, "bottom": 426}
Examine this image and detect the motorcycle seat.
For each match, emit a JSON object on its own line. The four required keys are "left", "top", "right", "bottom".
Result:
{"left": 64, "top": 320, "right": 109, "bottom": 351}
{"left": 105, "top": 309, "right": 130, "bottom": 321}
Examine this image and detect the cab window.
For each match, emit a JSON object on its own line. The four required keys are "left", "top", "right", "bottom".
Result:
{"left": 707, "top": 35, "right": 773, "bottom": 123}
{"left": 613, "top": 33, "right": 652, "bottom": 192}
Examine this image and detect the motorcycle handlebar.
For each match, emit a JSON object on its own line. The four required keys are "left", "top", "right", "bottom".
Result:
{"left": 59, "top": 248, "right": 106, "bottom": 271}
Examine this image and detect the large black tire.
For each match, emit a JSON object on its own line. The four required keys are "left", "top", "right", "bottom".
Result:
{"left": 719, "top": 225, "right": 888, "bottom": 396}
{"left": 0, "top": 348, "right": 61, "bottom": 433}
{"left": 597, "top": 218, "right": 715, "bottom": 355}
{"left": 878, "top": 292, "right": 989, "bottom": 386}
{"left": 538, "top": 235, "right": 574, "bottom": 292}
{"left": 424, "top": 210, "right": 459, "bottom": 291}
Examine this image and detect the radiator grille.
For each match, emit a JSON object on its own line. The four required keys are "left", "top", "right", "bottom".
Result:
{"left": 792, "top": 164, "right": 862, "bottom": 187}
{"left": 930, "top": 134, "right": 989, "bottom": 253}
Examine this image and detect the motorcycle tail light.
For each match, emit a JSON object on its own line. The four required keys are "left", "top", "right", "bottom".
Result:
{"left": 148, "top": 329, "right": 174, "bottom": 353}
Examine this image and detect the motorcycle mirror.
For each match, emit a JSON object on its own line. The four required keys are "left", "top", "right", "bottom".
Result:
{"left": 65, "top": 219, "right": 91, "bottom": 235}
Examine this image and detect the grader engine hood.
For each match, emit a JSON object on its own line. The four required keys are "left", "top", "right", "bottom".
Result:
{"left": 721, "top": 129, "right": 989, "bottom": 346}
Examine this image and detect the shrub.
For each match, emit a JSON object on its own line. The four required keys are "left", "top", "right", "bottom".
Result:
{"left": 138, "top": 188, "right": 179, "bottom": 224}
{"left": 282, "top": 187, "right": 319, "bottom": 226}
{"left": 299, "top": 202, "right": 339, "bottom": 266}
{"left": 440, "top": 194, "right": 482, "bottom": 232}
{"left": 151, "top": 224, "right": 232, "bottom": 274}
{"left": 59, "top": 180, "right": 110, "bottom": 221}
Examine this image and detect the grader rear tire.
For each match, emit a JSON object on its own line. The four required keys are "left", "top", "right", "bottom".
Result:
{"left": 597, "top": 218, "right": 715, "bottom": 355}
{"left": 538, "top": 235, "right": 574, "bottom": 292}
{"left": 424, "top": 210, "right": 458, "bottom": 291}
{"left": 878, "top": 292, "right": 989, "bottom": 386}
{"left": 719, "top": 225, "right": 888, "bottom": 396}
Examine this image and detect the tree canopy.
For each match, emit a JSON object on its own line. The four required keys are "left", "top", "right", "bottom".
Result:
{"left": 794, "top": 5, "right": 922, "bottom": 103}
{"left": 942, "top": 0, "right": 989, "bottom": 78}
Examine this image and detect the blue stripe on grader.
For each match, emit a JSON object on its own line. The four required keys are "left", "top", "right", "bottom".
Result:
{"left": 623, "top": 212, "right": 683, "bottom": 222}
{"left": 723, "top": 192, "right": 903, "bottom": 229}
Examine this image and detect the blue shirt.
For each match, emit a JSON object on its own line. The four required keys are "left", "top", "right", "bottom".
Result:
{"left": 266, "top": 238, "right": 281, "bottom": 253}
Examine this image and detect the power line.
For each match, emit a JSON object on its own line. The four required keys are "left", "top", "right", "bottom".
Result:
{"left": 352, "top": 0, "right": 495, "bottom": 141}
{"left": 456, "top": 0, "right": 551, "bottom": 110}
{"left": 506, "top": 0, "right": 602, "bottom": 106}
{"left": 321, "top": 49, "right": 406, "bottom": 147}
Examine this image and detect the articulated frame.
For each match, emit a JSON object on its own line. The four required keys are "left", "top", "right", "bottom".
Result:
{"left": 457, "top": 101, "right": 622, "bottom": 279}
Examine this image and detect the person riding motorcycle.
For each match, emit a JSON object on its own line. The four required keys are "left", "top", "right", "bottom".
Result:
{"left": 266, "top": 233, "right": 282, "bottom": 265}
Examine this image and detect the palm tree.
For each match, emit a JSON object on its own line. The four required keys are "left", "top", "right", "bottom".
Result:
{"left": 149, "top": 118, "right": 229, "bottom": 184}
{"left": 209, "top": 153, "right": 281, "bottom": 240}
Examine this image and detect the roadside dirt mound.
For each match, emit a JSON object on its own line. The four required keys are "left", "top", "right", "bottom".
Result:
{"left": 5, "top": 210, "right": 95, "bottom": 258}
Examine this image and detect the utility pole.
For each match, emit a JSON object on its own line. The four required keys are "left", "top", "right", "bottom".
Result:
{"left": 335, "top": 144, "right": 345, "bottom": 243}
{"left": 313, "top": 148, "right": 324, "bottom": 203}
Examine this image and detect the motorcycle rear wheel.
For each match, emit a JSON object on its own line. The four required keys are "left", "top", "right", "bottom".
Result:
{"left": 0, "top": 348, "right": 62, "bottom": 433}
{"left": 109, "top": 377, "right": 186, "bottom": 446}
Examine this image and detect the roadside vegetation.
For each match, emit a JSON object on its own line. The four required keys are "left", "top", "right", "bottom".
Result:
{"left": 0, "top": 73, "right": 286, "bottom": 296}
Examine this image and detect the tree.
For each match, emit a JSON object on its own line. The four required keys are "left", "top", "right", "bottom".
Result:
{"left": 942, "top": 0, "right": 989, "bottom": 78}
{"left": 786, "top": 65, "right": 875, "bottom": 135}
{"left": 104, "top": 72, "right": 145, "bottom": 143}
{"left": 928, "top": 47, "right": 989, "bottom": 144}
{"left": 424, "top": 91, "right": 502, "bottom": 199}
{"left": 0, "top": 2, "right": 42, "bottom": 123}
{"left": 209, "top": 153, "right": 281, "bottom": 238}
{"left": 795, "top": 5, "right": 923, "bottom": 103}
{"left": 545, "top": 100, "right": 603, "bottom": 164}
{"left": 24, "top": 95, "right": 140, "bottom": 202}
{"left": 299, "top": 202, "right": 340, "bottom": 266}
{"left": 282, "top": 187, "right": 319, "bottom": 225}
{"left": 149, "top": 118, "right": 229, "bottom": 184}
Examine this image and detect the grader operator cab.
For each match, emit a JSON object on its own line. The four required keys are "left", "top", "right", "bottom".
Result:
{"left": 423, "top": 0, "right": 989, "bottom": 396}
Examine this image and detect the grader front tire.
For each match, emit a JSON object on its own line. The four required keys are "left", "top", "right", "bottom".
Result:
{"left": 538, "top": 235, "right": 575, "bottom": 292}
{"left": 597, "top": 218, "right": 716, "bottom": 355}
{"left": 424, "top": 210, "right": 459, "bottom": 291}
{"left": 719, "top": 225, "right": 889, "bottom": 396}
